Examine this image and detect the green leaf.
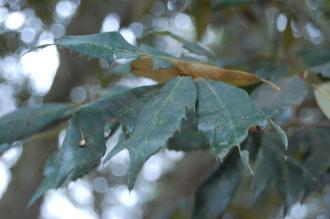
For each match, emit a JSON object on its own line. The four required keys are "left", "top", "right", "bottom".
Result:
{"left": 29, "top": 110, "right": 106, "bottom": 205}
{"left": 125, "top": 77, "right": 197, "bottom": 189}
{"left": 193, "top": 151, "right": 241, "bottom": 219}
{"left": 252, "top": 132, "right": 309, "bottom": 210}
{"left": 253, "top": 75, "right": 308, "bottom": 118}
{"left": 53, "top": 32, "right": 271, "bottom": 87}
{"left": 55, "top": 32, "right": 173, "bottom": 69}
{"left": 167, "top": 110, "right": 209, "bottom": 151}
{"left": 85, "top": 84, "right": 161, "bottom": 136}
{"left": 0, "top": 104, "right": 72, "bottom": 144}
{"left": 195, "top": 78, "right": 268, "bottom": 154}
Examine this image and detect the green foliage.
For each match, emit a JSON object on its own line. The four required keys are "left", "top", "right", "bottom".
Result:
{"left": 0, "top": 104, "right": 73, "bottom": 145}
{"left": 193, "top": 151, "right": 241, "bottom": 219}
{"left": 195, "top": 78, "right": 269, "bottom": 154}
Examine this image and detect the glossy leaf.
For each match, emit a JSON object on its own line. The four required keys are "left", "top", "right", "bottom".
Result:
{"left": 125, "top": 77, "right": 197, "bottom": 189}
{"left": 193, "top": 151, "right": 241, "bottom": 219}
{"left": 196, "top": 78, "right": 268, "bottom": 154}
{"left": 0, "top": 104, "right": 72, "bottom": 144}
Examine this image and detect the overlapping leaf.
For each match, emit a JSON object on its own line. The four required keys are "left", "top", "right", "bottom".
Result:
{"left": 252, "top": 128, "right": 330, "bottom": 211}
{"left": 84, "top": 84, "right": 160, "bottom": 136}
{"left": 195, "top": 78, "right": 269, "bottom": 155}
{"left": 0, "top": 104, "right": 72, "bottom": 145}
{"left": 193, "top": 151, "right": 241, "bottom": 219}
{"left": 253, "top": 75, "right": 308, "bottom": 117}
{"left": 29, "top": 110, "right": 106, "bottom": 205}
{"left": 167, "top": 110, "right": 209, "bottom": 151}
{"left": 124, "top": 77, "right": 197, "bottom": 189}
{"left": 53, "top": 31, "right": 269, "bottom": 87}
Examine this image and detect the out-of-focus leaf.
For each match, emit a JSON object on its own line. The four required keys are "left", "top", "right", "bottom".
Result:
{"left": 0, "top": 77, "right": 5, "bottom": 83}
{"left": 195, "top": 78, "right": 268, "bottom": 155}
{"left": 252, "top": 133, "right": 304, "bottom": 210}
{"left": 253, "top": 75, "right": 308, "bottom": 118}
{"left": 0, "top": 104, "right": 73, "bottom": 144}
{"left": 193, "top": 152, "right": 241, "bottom": 219}
{"left": 298, "top": 48, "right": 330, "bottom": 78}
{"left": 0, "top": 143, "right": 11, "bottom": 155}
{"left": 251, "top": 128, "right": 330, "bottom": 211}
{"left": 167, "top": 110, "right": 209, "bottom": 151}
{"left": 212, "top": 0, "right": 257, "bottom": 8}
{"left": 29, "top": 110, "right": 106, "bottom": 205}
{"left": 239, "top": 150, "right": 254, "bottom": 174}
{"left": 125, "top": 77, "right": 197, "bottom": 189}
{"left": 143, "top": 30, "right": 215, "bottom": 58}
{"left": 314, "top": 82, "right": 330, "bottom": 120}
{"left": 191, "top": 0, "right": 213, "bottom": 39}
{"left": 269, "top": 119, "right": 288, "bottom": 150}
{"left": 52, "top": 32, "right": 272, "bottom": 87}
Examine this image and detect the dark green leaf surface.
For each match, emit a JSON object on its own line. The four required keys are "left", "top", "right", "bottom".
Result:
{"left": 55, "top": 32, "right": 173, "bottom": 69}
{"left": 85, "top": 84, "right": 161, "bottom": 136}
{"left": 30, "top": 110, "right": 106, "bottom": 205}
{"left": 0, "top": 104, "right": 72, "bottom": 144}
{"left": 167, "top": 110, "right": 209, "bottom": 151}
{"left": 196, "top": 78, "right": 268, "bottom": 154}
{"left": 125, "top": 77, "right": 197, "bottom": 189}
{"left": 253, "top": 75, "right": 308, "bottom": 117}
{"left": 193, "top": 152, "right": 241, "bottom": 219}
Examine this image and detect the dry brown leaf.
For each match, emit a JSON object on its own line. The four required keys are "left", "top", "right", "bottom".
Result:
{"left": 131, "top": 57, "right": 279, "bottom": 89}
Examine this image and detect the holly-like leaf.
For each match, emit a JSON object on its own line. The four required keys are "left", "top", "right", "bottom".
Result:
{"left": 0, "top": 104, "right": 72, "bottom": 144}
{"left": 29, "top": 110, "right": 106, "bottom": 205}
{"left": 195, "top": 78, "right": 268, "bottom": 155}
{"left": 85, "top": 84, "right": 161, "bottom": 136}
{"left": 124, "top": 77, "right": 197, "bottom": 189}
{"left": 253, "top": 75, "right": 308, "bottom": 118}
{"left": 193, "top": 151, "right": 241, "bottom": 219}
{"left": 314, "top": 82, "right": 330, "bottom": 120}
{"left": 52, "top": 31, "right": 272, "bottom": 87}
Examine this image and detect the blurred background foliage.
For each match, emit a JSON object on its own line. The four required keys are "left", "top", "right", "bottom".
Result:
{"left": 1, "top": 0, "right": 330, "bottom": 219}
